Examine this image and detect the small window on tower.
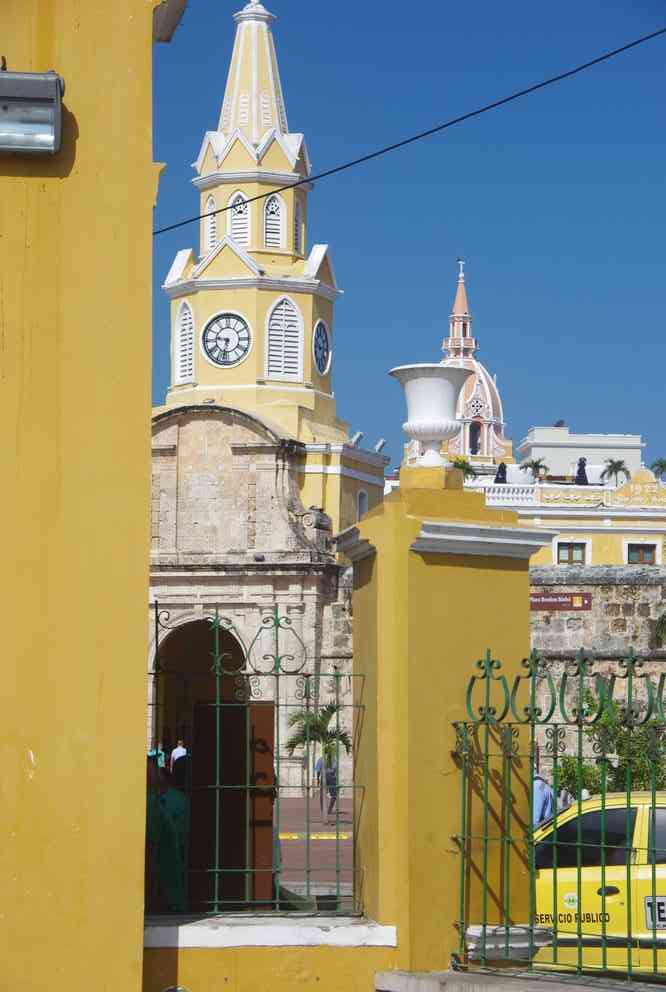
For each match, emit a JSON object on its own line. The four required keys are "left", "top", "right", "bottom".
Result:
{"left": 294, "top": 200, "right": 303, "bottom": 255}
{"left": 204, "top": 195, "right": 217, "bottom": 253}
{"left": 264, "top": 195, "right": 283, "bottom": 249}
{"left": 462, "top": 322, "right": 468, "bottom": 337}
{"left": 228, "top": 193, "right": 250, "bottom": 247}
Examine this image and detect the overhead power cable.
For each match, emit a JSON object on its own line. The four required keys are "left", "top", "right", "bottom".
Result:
{"left": 153, "top": 26, "right": 666, "bottom": 237}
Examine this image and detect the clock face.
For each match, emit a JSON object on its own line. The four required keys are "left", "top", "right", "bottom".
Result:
{"left": 202, "top": 313, "right": 251, "bottom": 367}
{"left": 313, "top": 321, "right": 330, "bottom": 375}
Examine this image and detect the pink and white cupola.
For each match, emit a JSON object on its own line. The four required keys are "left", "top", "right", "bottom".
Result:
{"left": 441, "top": 261, "right": 508, "bottom": 460}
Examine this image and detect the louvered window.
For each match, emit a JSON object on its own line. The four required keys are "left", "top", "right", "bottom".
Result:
{"left": 294, "top": 200, "right": 303, "bottom": 255}
{"left": 229, "top": 193, "right": 249, "bottom": 247}
{"left": 175, "top": 303, "right": 195, "bottom": 385}
{"left": 204, "top": 195, "right": 217, "bottom": 253}
{"left": 267, "top": 298, "right": 302, "bottom": 380}
{"left": 264, "top": 196, "right": 282, "bottom": 249}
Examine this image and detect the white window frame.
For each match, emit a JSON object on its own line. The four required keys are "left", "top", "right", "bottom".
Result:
{"left": 227, "top": 190, "right": 250, "bottom": 248}
{"left": 204, "top": 195, "right": 218, "bottom": 253}
{"left": 265, "top": 295, "right": 304, "bottom": 382}
{"left": 174, "top": 301, "right": 195, "bottom": 386}
{"left": 623, "top": 538, "right": 661, "bottom": 565}
{"left": 357, "top": 489, "right": 369, "bottom": 521}
{"left": 263, "top": 193, "right": 286, "bottom": 250}
{"left": 552, "top": 537, "right": 592, "bottom": 566}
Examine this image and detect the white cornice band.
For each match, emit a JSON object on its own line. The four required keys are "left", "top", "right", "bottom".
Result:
{"left": 304, "top": 442, "right": 390, "bottom": 470}
{"left": 193, "top": 170, "right": 313, "bottom": 191}
{"left": 164, "top": 276, "right": 340, "bottom": 303}
{"left": 411, "top": 521, "right": 556, "bottom": 559}
{"left": 335, "top": 526, "right": 376, "bottom": 562}
{"left": 298, "top": 464, "right": 385, "bottom": 488}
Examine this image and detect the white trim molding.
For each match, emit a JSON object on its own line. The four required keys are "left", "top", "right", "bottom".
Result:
{"left": 164, "top": 276, "right": 340, "bottom": 304}
{"left": 304, "top": 443, "right": 390, "bottom": 470}
{"left": 411, "top": 521, "right": 556, "bottom": 559}
{"left": 145, "top": 916, "right": 397, "bottom": 950}
{"left": 193, "top": 169, "right": 314, "bottom": 192}
{"left": 299, "top": 464, "right": 385, "bottom": 488}
{"left": 336, "top": 525, "right": 376, "bottom": 562}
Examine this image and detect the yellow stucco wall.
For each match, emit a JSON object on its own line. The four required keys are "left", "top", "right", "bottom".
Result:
{"left": 143, "top": 946, "right": 400, "bottom": 992}
{"left": 351, "top": 471, "right": 539, "bottom": 972}
{"left": 1, "top": 2, "right": 157, "bottom": 989}
{"left": 527, "top": 526, "right": 666, "bottom": 566}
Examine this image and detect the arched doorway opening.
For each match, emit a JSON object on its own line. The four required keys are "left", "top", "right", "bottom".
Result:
{"left": 469, "top": 420, "right": 482, "bottom": 456}
{"left": 150, "top": 618, "right": 275, "bottom": 913}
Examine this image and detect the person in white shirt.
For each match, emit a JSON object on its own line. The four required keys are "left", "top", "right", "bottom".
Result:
{"left": 170, "top": 739, "right": 187, "bottom": 773}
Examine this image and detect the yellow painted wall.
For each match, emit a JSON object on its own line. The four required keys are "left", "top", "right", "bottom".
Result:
{"left": 527, "top": 527, "right": 666, "bottom": 566}
{"left": 1, "top": 2, "right": 157, "bottom": 989}
{"left": 143, "top": 946, "right": 399, "bottom": 992}
{"left": 351, "top": 471, "right": 540, "bottom": 972}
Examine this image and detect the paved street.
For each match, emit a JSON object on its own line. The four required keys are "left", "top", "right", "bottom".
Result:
{"left": 276, "top": 795, "right": 354, "bottom": 894}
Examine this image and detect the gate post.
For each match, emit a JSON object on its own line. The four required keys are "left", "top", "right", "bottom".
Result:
{"left": 338, "top": 465, "right": 555, "bottom": 973}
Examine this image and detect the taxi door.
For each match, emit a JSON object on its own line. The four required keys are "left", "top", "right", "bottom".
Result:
{"left": 533, "top": 802, "right": 642, "bottom": 973}
{"left": 631, "top": 803, "right": 666, "bottom": 976}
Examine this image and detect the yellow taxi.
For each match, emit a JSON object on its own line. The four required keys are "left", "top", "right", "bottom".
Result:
{"left": 532, "top": 792, "right": 666, "bottom": 974}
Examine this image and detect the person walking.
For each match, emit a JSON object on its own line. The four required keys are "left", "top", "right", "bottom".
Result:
{"left": 170, "top": 738, "right": 187, "bottom": 773}
{"left": 533, "top": 773, "right": 554, "bottom": 827}
{"left": 316, "top": 755, "right": 339, "bottom": 824}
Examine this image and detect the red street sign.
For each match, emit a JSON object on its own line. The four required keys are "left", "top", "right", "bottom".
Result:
{"left": 530, "top": 592, "right": 592, "bottom": 612}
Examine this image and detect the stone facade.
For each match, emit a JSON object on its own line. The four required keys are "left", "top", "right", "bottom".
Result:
{"left": 530, "top": 565, "right": 666, "bottom": 772}
{"left": 530, "top": 565, "right": 666, "bottom": 657}
{"left": 149, "top": 404, "right": 353, "bottom": 787}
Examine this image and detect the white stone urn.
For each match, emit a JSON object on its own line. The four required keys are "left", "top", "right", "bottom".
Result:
{"left": 389, "top": 363, "right": 473, "bottom": 467}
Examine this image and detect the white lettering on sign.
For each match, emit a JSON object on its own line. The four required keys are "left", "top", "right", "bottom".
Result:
{"left": 645, "top": 896, "right": 666, "bottom": 929}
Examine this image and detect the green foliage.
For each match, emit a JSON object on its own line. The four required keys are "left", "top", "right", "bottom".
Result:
{"left": 285, "top": 702, "right": 352, "bottom": 770}
{"left": 582, "top": 695, "right": 666, "bottom": 791}
{"left": 650, "top": 458, "right": 666, "bottom": 481}
{"left": 452, "top": 457, "right": 477, "bottom": 480}
{"left": 600, "top": 458, "right": 631, "bottom": 487}
{"left": 555, "top": 755, "right": 601, "bottom": 798}
{"left": 520, "top": 458, "right": 549, "bottom": 479}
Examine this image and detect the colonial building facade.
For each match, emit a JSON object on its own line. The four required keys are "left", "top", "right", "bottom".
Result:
{"left": 149, "top": 0, "right": 384, "bottom": 785}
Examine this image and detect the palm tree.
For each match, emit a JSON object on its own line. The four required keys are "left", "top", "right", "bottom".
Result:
{"left": 520, "top": 458, "right": 549, "bottom": 482}
{"left": 600, "top": 458, "right": 631, "bottom": 488}
{"left": 650, "top": 458, "right": 666, "bottom": 482}
{"left": 286, "top": 703, "right": 352, "bottom": 773}
{"left": 452, "top": 456, "right": 477, "bottom": 480}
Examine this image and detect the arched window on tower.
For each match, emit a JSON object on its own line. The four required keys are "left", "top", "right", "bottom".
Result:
{"left": 264, "top": 195, "right": 283, "bottom": 249}
{"left": 228, "top": 192, "right": 249, "bottom": 247}
{"left": 357, "top": 490, "right": 369, "bottom": 521}
{"left": 469, "top": 421, "right": 482, "bottom": 456}
{"left": 294, "top": 199, "right": 303, "bottom": 255}
{"left": 266, "top": 297, "right": 302, "bottom": 380}
{"left": 174, "top": 303, "right": 195, "bottom": 385}
{"left": 204, "top": 195, "right": 217, "bottom": 253}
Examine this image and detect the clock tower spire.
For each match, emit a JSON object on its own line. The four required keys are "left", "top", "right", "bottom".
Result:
{"left": 160, "top": 0, "right": 348, "bottom": 445}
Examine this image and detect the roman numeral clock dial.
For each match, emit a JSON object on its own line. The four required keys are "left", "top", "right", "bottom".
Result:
{"left": 202, "top": 313, "right": 251, "bottom": 367}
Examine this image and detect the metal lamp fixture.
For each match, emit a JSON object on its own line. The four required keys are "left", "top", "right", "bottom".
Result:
{"left": 0, "top": 70, "right": 65, "bottom": 155}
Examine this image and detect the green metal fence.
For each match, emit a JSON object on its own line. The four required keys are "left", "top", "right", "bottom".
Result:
{"left": 146, "top": 602, "right": 361, "bottom": 916}
{"left": 454, "top": 648, "right": 666, "bottom": 979}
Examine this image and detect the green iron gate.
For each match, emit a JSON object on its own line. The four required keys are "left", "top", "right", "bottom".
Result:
{"left": 454, "top": 648, "right": 666, "bottom": 979}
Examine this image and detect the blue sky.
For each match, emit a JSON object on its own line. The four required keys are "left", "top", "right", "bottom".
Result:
{"left": 153, "top": 1, "right": 665, "bottom": 472}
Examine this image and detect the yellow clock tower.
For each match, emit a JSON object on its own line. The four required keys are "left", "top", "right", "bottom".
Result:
{"left": 158, "top": 0, "right": 386, "bottom": 530}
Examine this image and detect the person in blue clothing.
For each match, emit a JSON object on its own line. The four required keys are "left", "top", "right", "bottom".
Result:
{"left": 315, "top": 755, "right": 339, "bottom": 822}
{"left": 533, "top": 773, "right": 554, "bottom": 826}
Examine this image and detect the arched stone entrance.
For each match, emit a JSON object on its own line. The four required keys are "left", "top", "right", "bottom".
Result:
{"left": 153, "top": 618, "right": 275, "bottom": 911}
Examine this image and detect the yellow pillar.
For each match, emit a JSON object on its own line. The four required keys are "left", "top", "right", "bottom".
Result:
{"left": 339, "top": 467, "right": 554, "bottom": 973}
{"left": 0, "top": 3, "right": 165, "bottom": 989}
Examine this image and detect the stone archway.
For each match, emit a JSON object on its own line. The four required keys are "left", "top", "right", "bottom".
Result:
{"left": 155, "top": 618, "right": 275, "bottom": 912}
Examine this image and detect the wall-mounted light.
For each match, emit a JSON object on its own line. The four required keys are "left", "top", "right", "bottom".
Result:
{"left": 0, "top": 70, "right": 65, "bottom": 155}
